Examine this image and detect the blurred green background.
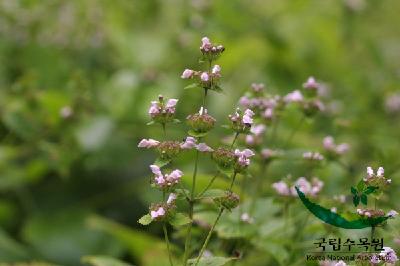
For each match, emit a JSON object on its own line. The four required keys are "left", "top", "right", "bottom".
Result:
{"left": 0, "top": 0, "right": 400, "bottom": 265}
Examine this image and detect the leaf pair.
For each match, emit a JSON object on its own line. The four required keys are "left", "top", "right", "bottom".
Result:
{"left": 351, "top": 180, "right": 378, "bottom": 207}
{"left": 138, "top": 212, "right": 191, "bottom": 227}
{"left": 184, "top": 83, "right": 224, "bottom": 94}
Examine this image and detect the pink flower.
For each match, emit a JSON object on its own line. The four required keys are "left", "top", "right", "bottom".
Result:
{"left": 196, "top": 143, "right": 214, "bottom": 152}
{"left": 167, "top": 193, "right": 177, "bottom": 205}
{"left": 181, "top": 69, "right": 194, "bottom": 79}
{"left": 234, "top": 148, "right": 255, "bottom": 166}
{"left": 212, "top": 65, "right": 221, "bottom": 75}
{"left": 201, "top": 37, "right": 212, "bottom": 51}
{"left": 250, "top": 124, "right": 266, "bottom": 136}
{"left": 240, "top": 213, "right": 254, "bottom": 224}
{"left": 284, "top": 90, "right": 303, "bottom": 103}
{"left": 242, "top": 109, "right": 254, "bottom": 124}
{"left": 272, "top": 181, "right": 290, "bottom": 196}
{"left": 323, "top": 136, "right": 335, "bottom": 150}
{"left": 165, "top": 169, "right": 183, "bottom": 185}
{"left": 379, "top": 247, "right": 398, "bottom": 264}
{"left": 138, "top": 139, "right": 160, "bottom": 148}
{"left": 245, "top": 135, "right": 256, "bottom": 145}
{"left": 166, "top": 99, "right": 178, "bottom": 108}
{"left": 151, "top": 207, "right": 166, "bottom": 219}
{"left": 367, "top": 166, "right": 374, "bottom": 177}
{"left": 336, "top": 143, "right": 349, "bottom": 154}
{"left": 251, "top": 83, "right": 264, "bottom": 92}
{"left": 377, "top": 167, "right": 384, "bottom": 177}
{"left": 200, "top": 72, "right": 209, "bottom": 82}
{"left": 303, "top": 151, "right": 324, "bottom": 161}
{"left": 303, "top": 76, "right": 319, "bottom": 89}
{"left": 150, "top": 165, "right": 162, "bottom": 176}
{"left": 263, "top": 108, "right": 274, "bottom": 119}
{"left": 181, "top": 137, "right": 197, "bottom": 149}
{"left": 239, "top": 96, "right": 251, "bottom": 107}
{"left": 323, "top": 136, "right": 349, "bottom": 155}
{"left": 148, "top": 101, "right": 160, "bottom": 116}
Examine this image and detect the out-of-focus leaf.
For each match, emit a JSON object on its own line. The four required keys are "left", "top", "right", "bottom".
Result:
{"left": 138, "top": 214, "right": 152, "bottom": 226}
{"left": 188, "top": 130, "right": 208, "bottom": 138}
{"left": 169, "top": 212, "right": 191, "bottom": 227}
{"left": 197, "top": 189, "right": 226, "bottom": 199}
{"left": 0, "top": 228, "right": 31, "bottom": 261}
{"left": 153, "top": 157, "right": 171, "bottom": 168}
{"left": 188, "top": 256, "right": 234, "bottom": 266}
{"left": 361, "top": 194, "right": 368, "bottom": 205}
{"left": 82, "top": 255, "right": 133, "bottom": 266}
{"left": 184, "top": 83, "right": 200, "bottom": 90}
{"left": 75, "top": 117, "right": 114, "bottom": 152}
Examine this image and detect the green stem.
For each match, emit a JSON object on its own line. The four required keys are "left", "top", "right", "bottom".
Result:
{"left": 284, "top": 115, "right": 305, "bottom": 148}
{"left": 229, "top": 172, "right": 238, "bottom": 192}
{"left": 183, "top": 146, "right": 201, "bottom": 265}
{"left": 230, "top": 132, "right": 239, "bottom": 149}
{"left": 163, "top": 223, "right": 174, "bottom": 266}
{"left": 194, "top": 208, "right": 224, "bottom": 266}
{"left": 162, "top": 123, "right": 166, "bottom": 138}
{"left": 198, "top": 172, "right": 219, "bottom": 198}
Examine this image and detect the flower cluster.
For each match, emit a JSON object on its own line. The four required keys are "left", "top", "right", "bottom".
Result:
{"left": 186, "top": 107, "right": 216, "bottom": 134}
{"left": 150, "top": 165, "right": 183, "bottom": 189}
{"left": 364, "top": 166, "right": 391, "bottom": 186}
{"left": 234, "top": 148, "right": 255, "bottom": 172}
{"left": 148, "top": 95, "right": 179, "bottom": 124}
{"left": 370, "top": 247, "right": 398, "bottom": 265}
{"left": 228, "top": 108, "right": 255, "bottom": 133}
{"left": 303, "top": 151, "right": 324, "bottom": 161}
{"left": 272, "top": 177, "right": 324, "bottom": 197}
{"left": 322, "top": 136, "right": 350, "bottom": 158}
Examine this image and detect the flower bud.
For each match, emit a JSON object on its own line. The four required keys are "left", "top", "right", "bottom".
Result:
{"left": 212, "top": 147, "right": 235, "bottom": 169}
{"left": 302, "top": 76, "right": 319, "bottom": 98}
{"left": 214, "top": 191, "right": 239, "bottom": 210}
{"left": 149, "top": 203, "right": 175, "bottom": 221}
{"left": 186, "top": 107, "right": 216, "bottom": 133}
{"left": 302, "top": 99, "right": 324, "bottom": 117}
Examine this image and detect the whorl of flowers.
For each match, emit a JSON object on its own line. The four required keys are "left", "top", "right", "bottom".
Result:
{"left": 245, "top": 124, "right": 266, "bottom": 146}
{"left": 229, "top": 108, "right": 255, "bottom": 133}
{"left": 150, "top": 165, "right": 183, "bottom": 189}
{"left": 148, "top": 95, "right": 179, "bottom": 124}
{"left": 303, "top": 151, "right": 324, "bottom": 161}
{"left": 234, "top": 148, "right": 255, "bottom": 172}
{"left": 370, "top": 246, "right": 398, "bottom": 265}
{"left": 364, "top": 166, "right": 391, "bottom": 187}
{"left": 186, "top": 107, "right": 216, "bottom": 134}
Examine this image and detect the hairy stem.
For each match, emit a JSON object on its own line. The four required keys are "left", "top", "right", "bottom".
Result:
{"left": 194, "top": 208, "right": 224, "bottom": 266}
{"left": 229, "top": 172, "right": 238, "bottom": 192}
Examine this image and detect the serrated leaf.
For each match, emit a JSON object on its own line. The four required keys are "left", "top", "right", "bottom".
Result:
{"left": 138, "top": 214, "right": 152, "bottom": 225}
{"left": 146, "top": 121, "right": 155, "bottom": 126}
{"left": 82, "top": 256, "right": 133, "bottom": 266}
{"left": 198, "top": 189, "right": 226, "bottom": 199}
{"left": 188, "top": 130, "right": 208, "bottom": 138}
{"left": 353, "top": 195, "right": 360, "bottom": 207}
{"left": 169, "top": 213, "right": 191, "bottom": 227}
{"left": 188, "top": 256, "right": 234, "bottom": 266}
{"left": 184, "top": 83, "right": 200, "bottom": 90}
{"left": 351, "top": 186, "right": 357, "bottom": 195}
{"left": 153, "top": 157, "right": 171, "bottom": 167}
{"left": 364, "top": 186, "right": 378, "bottom": 195}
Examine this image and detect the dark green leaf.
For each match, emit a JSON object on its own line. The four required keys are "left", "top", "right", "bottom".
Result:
{"left": 364, "top": 186, "right": 378, "bottom": 195}
{"left": 357, "top": 180, "right": 366, "bottom": 191}
{"left": 353, "top": 195, "right": 360, "bottom": 207}
{"left": 361, "top": 194, "right": 368, "bottom": 205}
{"left": 295, "top": 187, "right": 388, "bottom": 229}
{"left": 351, "top": 186, "right": 357, "bottom": 195}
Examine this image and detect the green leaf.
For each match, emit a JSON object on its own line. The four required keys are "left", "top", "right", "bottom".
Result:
{"left": 169, "top": 213, "right": 191, "bottom": 227}
{"left": 353, "top": 195, "right": 360, "bottom": 207}
{"left": 188, "top": 130, "right": 208, "bottom": 138}
{"left": 172, "top": 119, "right": 181, "bottom": 124}
{"left": 146, "top": 121, "right": 155, "bottom": 126}
{"left": 361, "top": 194, "right": 368, "bottom": 205}
{"left": 217, "top": 166, "right": 234, "bottom": 178}
{"left": 198, "top": 189, "right": 226, "bottom": 199}
{"left": 295, "top": 186, "right": 388, "bottom": 229}
{"left": 153, "top": 157, "right": 171, "bottom": 168}
{"left": 82, "top": 256, "right": 133, "bottom": 266}
{"left": 138, "top": 214, "right": 152, "bottom": 225}
{"left": 188, "top": 256, "right": 234, "bottom": 266}
{"left": 364, "top": 186, "right": 378, "bottom": 195}
{"left": 351, "top": 186, "right": 357, "bottom": 195}
{"left": 184, "top": 83, "right": 200, "bottom": 90}
{"left": 357, "top": 180, "right": 366, "bottom": 191}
